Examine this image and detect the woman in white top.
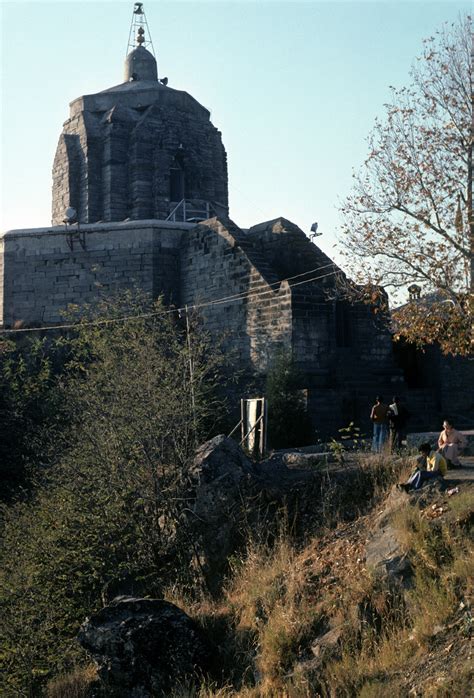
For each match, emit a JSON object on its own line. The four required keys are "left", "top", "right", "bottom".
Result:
{"left": 438, "top": 419, "right": 467, "bottom": 467}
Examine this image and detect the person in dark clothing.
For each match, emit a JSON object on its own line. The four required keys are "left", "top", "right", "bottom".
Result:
{"left": 387, "top": 395, "right": 410, "bottom": 452}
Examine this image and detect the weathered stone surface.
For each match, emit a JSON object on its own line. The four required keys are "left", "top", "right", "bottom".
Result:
{"left": 365, "top": 522, "right": 411, "bottom": 583}
{"left": 365, "top": 480, "right": 452, "bottom": 586}
{"left": 310, "top": 624, "right": 343, "bottom": 659}
{"left": 185, "top": 435, "right": 257, "bottom": 589}
{"left": 52, "top": 61, "right": 228, "bottom": 225}
{"left": 77, "top": 597, "right": 212, "bottom": 697}
{"left": 364, "top": 488, "right": 412, "bottom": 585}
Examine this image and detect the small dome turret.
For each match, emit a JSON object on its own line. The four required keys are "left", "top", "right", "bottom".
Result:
{"left": 124, "top": 45, "right": 158, "bottom": 82}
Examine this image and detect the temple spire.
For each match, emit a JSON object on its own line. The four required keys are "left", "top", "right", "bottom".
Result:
{"left": 124, "top": 2, "right": 158, "bottom": 82}
{"left": 126, "top": 2, "right": 155, "bottom": 56}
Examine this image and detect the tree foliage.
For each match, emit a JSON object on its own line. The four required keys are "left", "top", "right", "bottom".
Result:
{"left": 340, "top": 15, "right": 472, "bottom": 355}
{"left": 0, "top": 337, "right": 65, "bottom": 497}
{"left": 0, "top": 298, "right": 224, "bottom": 695}
{"left": 265, "top": 349, "right": 313, "bottom": 448}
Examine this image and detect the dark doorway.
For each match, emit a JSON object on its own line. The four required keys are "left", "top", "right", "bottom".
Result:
{"left": 393, "top": 339, "right": 425, "bottom": 388}
{"left": 169, "top": 154, "right": 185, "bottom": 201}
{"left": 335, "top": 301, "right": 352, "bottom": 347}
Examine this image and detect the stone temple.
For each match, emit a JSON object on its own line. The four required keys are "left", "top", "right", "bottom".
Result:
{"left": 51, "top": 41, "right": 228, "bottom": 226}
{"left": 1, "top": 8, "right": 471, "bottom": 437}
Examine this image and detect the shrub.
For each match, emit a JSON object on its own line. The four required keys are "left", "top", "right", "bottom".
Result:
{"left": 265, "top": 350, "right": 313, "bottom": 448}
{"left": 0, "top": 336, "right": 65, "bottom": 497}
{"left": 0, "top": 297, "right": 225, "bottom": 695}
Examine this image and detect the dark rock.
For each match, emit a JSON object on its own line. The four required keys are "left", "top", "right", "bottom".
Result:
{"left": 77, "top": 597, "right": 212, "bottom": 697}
{"left": 186, "top": 435, "right": 320, "bottom": 590}
{"left": 185, "top": 435, "right": 259, "bottom": 590}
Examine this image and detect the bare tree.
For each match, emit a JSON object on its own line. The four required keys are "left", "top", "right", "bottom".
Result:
{"left": 339, "top": 15, "right": 472, "bottom": 355}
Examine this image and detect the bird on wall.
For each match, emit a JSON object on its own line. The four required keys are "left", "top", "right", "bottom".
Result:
{"left": 310, "top": 222, "right": 322, "bottom": 239}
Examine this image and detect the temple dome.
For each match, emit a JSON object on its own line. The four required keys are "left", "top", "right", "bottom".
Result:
{"left": 124, "top": 46, "right": 158, "bottom": 82}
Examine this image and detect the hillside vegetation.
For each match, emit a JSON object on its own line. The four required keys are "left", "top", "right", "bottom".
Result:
{"left": 0, "top": 301, "right": 472, "bottom": 696}
{"left": 160, "top": 476, "right": 472, "bottom": 697}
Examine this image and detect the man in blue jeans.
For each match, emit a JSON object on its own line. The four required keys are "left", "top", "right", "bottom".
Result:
{"left": 370, "top": 396, "right": 389, "bottom": 452}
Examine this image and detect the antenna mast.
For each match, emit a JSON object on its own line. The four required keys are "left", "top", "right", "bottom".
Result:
{"left": 126, "top": 3, "right": 155, "bottom": 56}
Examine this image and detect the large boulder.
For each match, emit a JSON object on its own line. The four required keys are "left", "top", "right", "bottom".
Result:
{"left": 186, "top": 435, "right": 322, "bottom": 589}
{"left": 77, "top": 597, "right": 212, "bottom": 697}
{"left": 365, "top": 488, "right": 411, "bottom": 585}
{"left": 186, "top": 435, "right": 258, "bottom": 590}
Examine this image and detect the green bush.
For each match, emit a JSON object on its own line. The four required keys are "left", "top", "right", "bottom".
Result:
{"left": 265, "top": 350, "right": 313, "bottom": 449}
{"left": 0, "top": 298, "right": 225, "bottom": 695}
{"left": 0, "top": 336, "right": 65, "bottom": 497}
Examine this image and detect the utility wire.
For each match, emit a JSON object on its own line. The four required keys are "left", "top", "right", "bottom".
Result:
{"left": 0, "top": 263, "right": 340, "bottom": 336}
{"left": 188, "top": 261, "right": 337, "bottom": 309}
{"left": 194, "top": 269, "right": 339, "bottom": 311}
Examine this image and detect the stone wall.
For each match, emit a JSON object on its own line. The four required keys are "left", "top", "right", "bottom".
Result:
{"left": 180, "top": 218, "right": 293, "bottom": 368}
{"left": 2, "top": 215, "right": 469, "bottom": 438}
{"left": 0, "top": 221, "right": 191, "bottom": 327}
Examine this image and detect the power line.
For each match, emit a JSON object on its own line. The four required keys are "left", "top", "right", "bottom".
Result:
{"left": 188, "top": 261, "right": 337, "bottom": 309}
{"left": 0, "top": 266, "right": 340, "bottom": 335}
{"left": 196, "top": 269, "right": 339, "bottom": 311}
{"left": 0, "top": 264, "right": 341, "bottom": 336}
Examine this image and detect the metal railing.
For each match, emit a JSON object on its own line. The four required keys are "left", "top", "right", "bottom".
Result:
{"left": 166, "top": 199, "right": 212, "bottom": 223}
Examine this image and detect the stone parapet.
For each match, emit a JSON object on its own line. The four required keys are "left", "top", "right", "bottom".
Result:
{"left": 1, "top": 220, "right": 192, "bottom": 327}
{"left": 407, "top": 431, "right": 474, "bottom": 455}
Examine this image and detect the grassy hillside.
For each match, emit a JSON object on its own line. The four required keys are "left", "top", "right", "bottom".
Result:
{"left": 1, "top": 302, "right": 471, "bottom": 696}
{"left": 43, "top": 456, "right": 473, "bottom": 697}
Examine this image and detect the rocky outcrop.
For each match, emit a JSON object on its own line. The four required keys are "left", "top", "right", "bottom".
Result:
{"left": 365, "top": 479, "right": 449, "bottom": 586}
{"left": 185, "top": 435, "right": 325, "bottom": 590}
{"left": 185, "top": 435, "right": 258, "bottom": 589}
{"left": 77, "top": 597, "right": 212, "bottom": 697}
{"left": 185, "top": 436, "right": 395, "bottom": 590}
{"left": 365, "top": 488, "right": 411, "bottom": 585}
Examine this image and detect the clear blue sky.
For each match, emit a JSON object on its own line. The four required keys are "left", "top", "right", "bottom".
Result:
{"left": 0, "top": 0, "right": 469, "bottom": 263}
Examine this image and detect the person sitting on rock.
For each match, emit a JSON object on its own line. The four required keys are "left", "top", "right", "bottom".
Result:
{"left": 400, "top": 442, "right": 447, "bottom": 492}
{"left": 438, "top": 419, "right": 467, "bottom": 468}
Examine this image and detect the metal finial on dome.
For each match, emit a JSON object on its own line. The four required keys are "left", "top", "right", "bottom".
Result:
{"left": 126, "top": 2, "right": 155, "bottom": 56}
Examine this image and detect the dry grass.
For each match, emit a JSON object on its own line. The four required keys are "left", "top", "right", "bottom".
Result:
{"left": 58, "top": 464, "right": 471, "bottom": 697}
{"left": 46, "top": 664, "right": 97, "bottom": 698}
{"left": 225, "top": 536, "right": 323, "bottom": 692}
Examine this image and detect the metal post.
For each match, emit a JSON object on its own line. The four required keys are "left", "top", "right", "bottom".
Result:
{"left": 185, "top": 305, "right": 197, "bottom": 442}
